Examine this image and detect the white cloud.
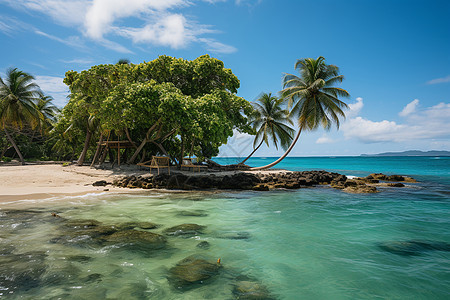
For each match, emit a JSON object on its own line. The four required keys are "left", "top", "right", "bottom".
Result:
{"left": 399, "top": 99, "right": 419, "bottom": 117}
{"left": 346, "top": 97, "right": 363, "bottom": 117}
{"left": 34, "top": 30, "right": 86, "bottom": 50}
{"left": 61, "top": 58, "right": 95, "bottom": 64}
{"left": 342, "top": 101, "right": 450, "bottom": 143}
{"left": 199, "top": 38, "right": 238, "bottom": 54}
{"left": 426, "top": 75, "right": 450, "bottom": 85}
{"left": 117, "top": 14, "right": 194, "bottom": 49}
{"left": 35, "top": 75, "right": 69, "bottom": 107}
{"left": 316, "top": 135, "right": 334, "bottom": 144}
{"left": 1, "top": 0, "right": 88, "bottom": 27}
{"left": 2, "top": 0, "right": 239, "bottom": 53}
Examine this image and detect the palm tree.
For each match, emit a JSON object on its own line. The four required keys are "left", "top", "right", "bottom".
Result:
{"left": 36, "top": 95, "right": 59, "bottom": 132}
{"left": 240, "top": 92, "right": 294, "bottom": 164}
{"left": 251, "top": 56, "right": 349, "bottom": 170}
{"left": 0, "top": 68, "right": 41, "bottom": 164}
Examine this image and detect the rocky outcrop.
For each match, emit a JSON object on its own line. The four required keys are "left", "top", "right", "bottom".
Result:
{"left": 113, "top": 170, "right": 344, "bottom": 191}
{"left": 233, "top": 280, "right": 275, "bottom": 300}
{"left": 168, "top": 255, "right": 221, "bottom": 289}
{"left": 111, "top": 171, "right": 416, "bottom": 194}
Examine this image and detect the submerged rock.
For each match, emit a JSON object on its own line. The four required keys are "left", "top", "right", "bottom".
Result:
{"left": 64, "top": 219, "right": 102, "bottom": 229}
{"left": 342, "top": 185, "right": 377, "bottom": 194}
{"left": 233, "top": 280, "right": 274, "bottom": 300}
{"left": 378, "top": 240, "right": 450, "bottom": 256}
{"left": 163, "top": 224, "right": 205, "bottom": 237}
{"left": 116, "top": 221, "right": 158, "bottom": 230}
{"left": 196, "top": 241, "right": 211, "bottom": 249}
{"left": 177, "top": 210, "right": 208, "bottom": 217}
{"left": 66, "top": 255, "right": 93, "bottom": 263}
{"left": 105, "top": 229, "right": 167, "bottom": 251}
{"left": 217, "top": 231, "right": 251, "bottom": 240}
{"left": 0, "top": 251, "right": 48, "bottom": 293}
{"left": 168, "top": 255, "right": 221, "bottom": 289}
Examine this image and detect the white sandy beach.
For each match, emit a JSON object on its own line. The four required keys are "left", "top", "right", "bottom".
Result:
{"left": 0, "top": 163, "right": 287, "bottom": 203}
{"left": 0, "top": 163, "right": 150, "bottom": 202}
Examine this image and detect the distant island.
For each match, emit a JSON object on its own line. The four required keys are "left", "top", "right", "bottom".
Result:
{"left": 361, "top": 150, "right": 450, "bottom": 157}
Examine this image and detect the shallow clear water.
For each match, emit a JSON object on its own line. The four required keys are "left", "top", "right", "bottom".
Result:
{"left": 1, "top": 157, "right": 449, "bottom": 299}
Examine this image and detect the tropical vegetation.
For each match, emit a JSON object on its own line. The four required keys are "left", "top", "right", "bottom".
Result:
{"left": 251, "top": 56, "right": 349, "bottom": 170}
{"left": 240, "top": 92, "right": 294, "bottom": 164}
{"left": 0, "top": 55, "right": 348, "bottom": 170}
{"left": 0, "top": 68, "right": 58, "bottom": 164}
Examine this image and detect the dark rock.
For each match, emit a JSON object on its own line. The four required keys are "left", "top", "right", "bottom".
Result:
{"left": 178, "top": 210, "right": 208, "bottom": 217}
{"left": 387, "top": 182, "right": 405, "bottom": 187}
{"left": 378, "top": 240, "right": 450, "bottom": 256}
{"left": 168, "top": 255, "right": 221, "bottom": 289}
{"left": 105, "top": 230, "right": 167, "bottom": 251}
{"left": 163, "top": 224, "right": 205, "bottom": 237}
{"left": 217, "top": 231, "right": 251, "bottom": 240}
{"left": 253, "top": 184, "right": 269, "bottom": 191}
{"left": 66, "top": 255, "right": 93, "bottom": 263}
{"left": 92, "top": 180, "right": 108, "bottom": 186}
{"left": 387, "top": 175, "right": 405, "bottom": 182}
{"left": 196, "top": 241, "right": 211, "bottom": 249}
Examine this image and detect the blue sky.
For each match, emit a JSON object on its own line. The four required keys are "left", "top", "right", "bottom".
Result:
{"left": 1, "top": 0, "right": 449, "bottom": 157}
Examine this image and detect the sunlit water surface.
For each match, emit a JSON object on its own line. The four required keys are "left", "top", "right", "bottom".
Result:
{"left": 1, "top": 157, "right": 449, "bottom": 299}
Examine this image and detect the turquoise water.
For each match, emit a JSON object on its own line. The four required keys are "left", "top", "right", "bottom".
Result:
{"left": 1, "top": 157, "right": 449, "bottom": 299}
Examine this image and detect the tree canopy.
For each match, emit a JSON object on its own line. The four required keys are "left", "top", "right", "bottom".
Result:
{"left": 57, "top": 55, "right": 253, "bottom": 165}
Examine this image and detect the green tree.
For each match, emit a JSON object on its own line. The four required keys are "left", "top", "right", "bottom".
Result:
{"left": 240, "top": 92, "right": 294, "bottom": 164}
{"left": 251, "top": 57, "right": 349, "bottom": 170}
{"left": 0, "top": 68, "right": 41, "bottom": 164}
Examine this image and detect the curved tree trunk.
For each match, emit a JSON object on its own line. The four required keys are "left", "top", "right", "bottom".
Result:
{"left": 240, "top": 139, "right": 264, "bottom": 165}
{"left": 90, "top": 133, "right": 104, "bottom": 168}
{"left": 127, "top": 119, "right": 161, "bottom": 164}
{"left": 77, "top": 129, "right": 92, "bottom": 166}
{"left": 4, "top": 128, "right": 25, "bottom": 165}
{"left": 250, "top": 128, "right": 302, "bottom": 171}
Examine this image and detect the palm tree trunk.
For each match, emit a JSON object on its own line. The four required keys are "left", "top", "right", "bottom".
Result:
{"left": 77, "top": 129, "right": 92, "bottom": 166}
{"left": 250, "top": 128, "right": 302, "bottom": 170}
{"left": 240, "top": 139, "right": 264, "bottom": 165}
{"left": 90, "top": 133, "right": 104, "bottom": 168}
{"left": 4, "top": 128, "right": 25, "bottom": 165}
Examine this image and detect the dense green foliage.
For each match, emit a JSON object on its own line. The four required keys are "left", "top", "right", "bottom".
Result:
{"left": 251, "top": 56, "right": 349, "bottom": 170}
{"left": 56, "top": 55, "right": 253, "bottom": 165}
{"left": 240, "top": 92, "right": 294, "bottom": 164}
{"left": 0, "top": 68, "right": 58, "bottom": 164}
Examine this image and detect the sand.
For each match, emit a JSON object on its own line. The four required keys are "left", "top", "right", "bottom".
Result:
{"left": 0, "top": 163, "right": 150, "bottom": 202}
{"left": 0, "top": 162, "right": 289, "bottom": 204}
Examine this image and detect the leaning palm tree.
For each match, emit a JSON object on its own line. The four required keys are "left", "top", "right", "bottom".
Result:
{"left": 240, "top": 92, "right": 294, "bottom": 164}
{"left": 251, "top": 57, "right": 349, "bottom": 170}
{"left": 0, "top": 68, "right": 41, "bottom": 164}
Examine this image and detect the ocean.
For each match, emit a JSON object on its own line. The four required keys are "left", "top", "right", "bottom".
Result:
{"left": 1, "top": 156, "right": 449, "bottom": 299}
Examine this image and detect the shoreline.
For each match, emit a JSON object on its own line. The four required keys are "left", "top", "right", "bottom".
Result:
{"left": 0, "top": 163, "right": 417, "bottom": 207}
{"left": 0, "top": 163, "right": 288, "bottom": 204}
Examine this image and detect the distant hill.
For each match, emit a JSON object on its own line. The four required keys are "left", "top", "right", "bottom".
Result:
{"left": 361, "top": 150, "right": 450, "bottom": 157}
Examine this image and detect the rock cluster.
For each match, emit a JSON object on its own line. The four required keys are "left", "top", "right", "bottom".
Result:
{"left": 112, "top": 170, "right": 344, "bottom": 191}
